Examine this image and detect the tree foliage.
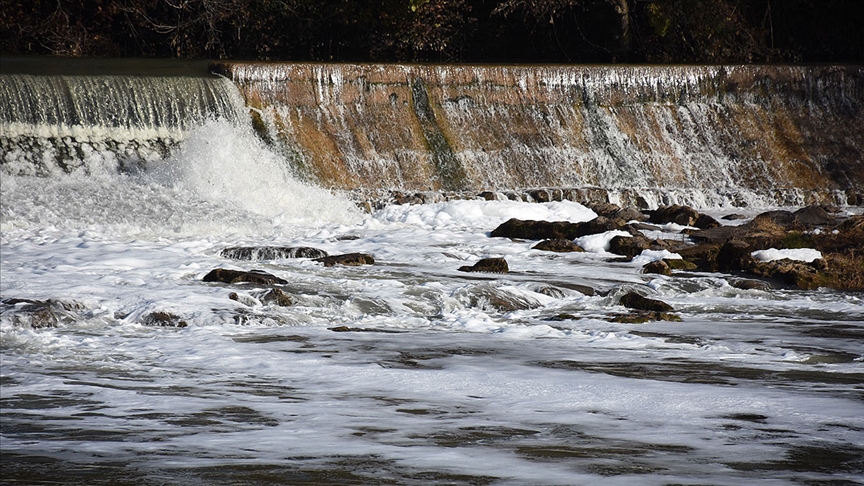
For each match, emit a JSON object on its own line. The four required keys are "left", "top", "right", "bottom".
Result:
{"left": 1, "top": 0, "right": 861, "bottom": 63}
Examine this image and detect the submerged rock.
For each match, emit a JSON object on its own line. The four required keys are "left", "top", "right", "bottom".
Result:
{"left": 314, "top": 252, "right": 375, "bottom": 267}
{"left": 0, "top": 298, "right": 84, "bottom": 328}
{"left": 458, "top": 257, "right": 509, "bottom": 273}
{"left": 532, "top": 239, "right": 584, "bottom": 253}
{"left": 220, "top": 246, "right": 327, "bottom": 260}
{"left": 141, "top": 311, "right": 188, "bottom": 328}
{"left": 203, "top": 268, "right": 288, "bottom": 285}
{"left": 619, "top": 292, "right": 674, "bottom": 312}
{"left": 610, "top": 311, "right": 681, "bottom": 323}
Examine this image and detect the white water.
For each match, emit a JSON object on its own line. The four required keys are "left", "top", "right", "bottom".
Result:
{"left": 2, "top": 118, "right": 864, "bottom": 484}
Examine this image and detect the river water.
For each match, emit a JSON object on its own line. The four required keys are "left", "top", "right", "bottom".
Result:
{"left": 1, "top": 62, "right": 863, "bottom": 485}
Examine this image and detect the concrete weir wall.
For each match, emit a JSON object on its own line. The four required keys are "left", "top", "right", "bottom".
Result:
{"left": 214, "top": 62, "right": 864, "bottom": 207}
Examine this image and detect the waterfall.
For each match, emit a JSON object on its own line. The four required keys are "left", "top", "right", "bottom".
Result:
{"left": 0, "top": 72, "right": 247, "bottom": 176}
{"left": 215, "top": 62, "right": 863, "bottom": 208}
{"left": 2, "top": 61, "right": 861, "bottom": 208}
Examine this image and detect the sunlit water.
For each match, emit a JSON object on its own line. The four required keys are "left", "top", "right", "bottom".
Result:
{"left": 2, "top": 120, "right": 863, "bottom": 485}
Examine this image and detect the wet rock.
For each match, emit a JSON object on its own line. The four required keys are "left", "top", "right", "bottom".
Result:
{"left": 203, "top": 268, "right": 288, "bottom": 285}
{"left": 532, "top": 239, "right": 584, "bottom": 253}
{"left": 749, "top": 259, "right": 826, "bottom": 289}
{"left": 329, "top": 326, "right": 403, "bottom": 333}
{"left": 619, "top": 292, "right": 674, "bottom": 312}
{"left": 490, "top": 218, "right": 582, "bottom": 240}
{"left": 141, "top": 311, "right": 187, "bottom": 328}
{"left": 220, "top": 246, "right": 328, "bottom": 260}
{"left": 577, "top": 216, "right": 626, "bottom": 237}
{"left": 608, "top": 234, "right": 650, "bottom": 258}
{"left": 458, "top": 257, "right": 509, "bottom": 273}
{"left": 729, "top": 278, "right": 773, "bottom": 291}
{"left": 717, "top": 240, "right": 755, "bottom": 272}
{"left": 643, "top": 260, "right": 671, "bottom": 276}
{"left": 677, "top": 244, "right": 722, "bottom": 271}
{"left": 314, "top": 253, "right": 375, "bottom": 267}
{"left": 610, "top": 311, "right": 681, "bottom": 323}
{"left": 694, "top": 213, "right": 721, "bottom": 230}
{"left": 648, "top": 205, "right": 700, "bottom": 226}
{"left": 0, "top": 298, "right": 83, "bottom": 328}
{"left": 664, "top": 258, "right": 698, "bottom": 271}
{"left": 793, "top": 205, "right": 833, "bottom": 228}
{"left": 528, "top": 189, "right": 551, "bottom": 203}
{"left": 722, "top": 213, "right": 748, "bottom": 220}
{"left": 260, "top": 288, "right": 294, "bottom": 306}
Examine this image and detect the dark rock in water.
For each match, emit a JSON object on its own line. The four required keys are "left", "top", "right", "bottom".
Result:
{"left": 608, "top": 234, "right": 649, "bottom": 258}
{"left": 577, "top": 216, "right": 625, "bottom": 237}
{"left": 614, "top": 207, "right": 648, "bottom": 222}
{"left": 314, "top": 252, "right": 375, "bottom": 267}
{"left": 1, "top": 298, "right": 83, "bottom": 328}
{"left": 141, "top": 311, "right": 187, "bottom": 328}
{"left": 611, "top": 311, "right": 681, "bottom": 323}
{"left": 694, "top": 214, "right": 721, "bottom": 230}
{"left": 752, "top": 210, "right": 796, "bottom": 229}
{"left": 677, "top": 244, "right": 722, "bottom": 271}
{"left": 717, "top": 240, "right": 755, "bottom": 272}
{"left": 626, "top": 222, "right": 662, "bottom": 232}
{"left": 528, "top": 189, "right": 551, "bottom": 202}
{"left": 793, "top": 205, "right": 833, "bottom": 228}
{"left": 749, "top": 259, "right": 825, "bottom": 289}
{"left": 643, "top": 260, "right": 671, "bottom": 276}
{"left": 649, "top": 205, "right": 699, "bottom": 226}
{"left": 458, "top": 257, "right": 509, "bottom": 273}
{"left": 260, "top": 288, "right": 294, "bottom": 306}
{"left": 532, "top": 239, "right": 584, "bottom": 253}
{"left": 729, "top": 278, "right": 773, "bottom": 291}
{"left": 203, "top": 268, "right": 288, "bottom": 285}
{"left": 329, "top": 326, "right": 404, "bottom": 333}
{"left": 619, "top": 292, "right": 674, "bottom": 312}
{"left": 490, "top": 218, "right": 582, "bottom": 240}
{"left": 722, "top": 213, "right": 748, "bottom": 220}
{"left": 664, "top": 258, "right": 698, "bottom": 271}
{"left": 490, "top": 216, "right": 623, "bottom": 240}
{"left": 220, "top": 246, "right": 327, "bottom": 260}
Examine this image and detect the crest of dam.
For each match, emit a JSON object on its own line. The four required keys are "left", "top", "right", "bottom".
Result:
{"left": 2, "top": 58, "right": 862, "bottom": 208}
{"left": 212, "top": 62, "right": 864, "bottom": 208}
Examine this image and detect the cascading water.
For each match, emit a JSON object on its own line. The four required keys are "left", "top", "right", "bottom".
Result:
{"left": 0, "top": 71, "right": 248, "bottom": 176}
{"left": 215, "top": 63, "right": 864, "bottom": 208}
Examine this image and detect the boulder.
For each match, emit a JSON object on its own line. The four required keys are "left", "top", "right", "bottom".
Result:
{"left": 458, "top": 257, "right": 509, "bottom": 273}
{"left": 141, "top": 311, "right": 187, "bottom": 328}
{"left": 649, "top": 205, "right": 699, "bottom": 226}
{"left": 260, "top": 288, "right": 294, "bottom": 306}
{"left": 221, "top": 246, "right": 327, "bottom": 260}
{"left": 749, "top": 259, "right": 826, "bottom": 289}
{"left": 532, "top": 239, "right": 584, "bottom": 253}
{"left": 643, "top": 260, "right": 671, "bottom": 276}
{"left": 608, "top": 234, "right": 650, "bottom": 258}
{"left": 203, "top": 268, "right": 288, "bottom": 285}
{"left": 677, "top": 244, "right": 722, "bottom": 271}
{"left": 793, "top": 205, "right": 833, "bottom": 228}
{"left": 694, "top": 214, "right": 722, "bottom": 230}
{"left": 716, "top": 240, "right": 755, "bottom": 272}
{"left": 314, "top": 253, "right": 375, "bottom": 267}
{"left": 490, "top": 218, "right": 582, "bottom": 240}
{"left": 619, "top": 292, "right": 674, "bottom": 312}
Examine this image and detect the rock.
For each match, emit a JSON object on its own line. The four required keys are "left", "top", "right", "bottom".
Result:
{"left": 643, "top": 260, "right": 672, "bottom": 276}
{"left": 608, "top": 234, "right": 650, "bottom": 258}
{"left": 722, "top": 213, "right": 748, "bottom": 220}
{"left": 664, "top": 258, "right": 698, "bottom": 271}
{"left": 528, "top": 189, "right": 551, "bottom": 202}
{"left": 729, "top": 278, "right": 773, "bottom": 291}
{"left": 716, "top": 240, "right": 755, "bottom": 272}
{"left": 458, "top": 257, "right": 509, "bottom": 273}
{"left": 141, "top": 311, "right": 187, "bottom": 327}
{"left": 1, "top": 298, "right": 83, "bottom": 328}
{"left": 203, "top": 268, "right": 288, "bottom": 285}
{"left": 677, "top": 244, "right": 721, "bottom": 271}
{"left": 611, "top": 311, "right": 681, "bottom": 323}
{"left": 314, "top": 253, "right": 375, "bottom": 267}
{"left": 576, "top": 216, "right": 626, "bottom": 237}
{"left": 751, "top": 210, "right": 797, "bottom": 229}
{"left": 260, "top": 288, "right": 294, "bottom": 306}
{"left": 614, "top": 207, "right": 648, "bottom": 222}
{"left": 490, "top": 218, "right": 582, "bottom": 240}
{"left": 793, "top": 205, "right": 832, "bottom": 228}
{"left": 749, "top": 259, "right": 825, "bottom": 289}
{"left": 649, "top": 205, "right": 700, "bottom": 226}
{"left": 694, "top": 214, "right": 721, "bottom": 230}
{"left": 532, "top": 239, "right": 584, "bottom": 252}
{"left": 619, "top": 291, "right": 674, "bottom": 312}
{"left": 220, "top": 246, "right": 328, "bottom": 260}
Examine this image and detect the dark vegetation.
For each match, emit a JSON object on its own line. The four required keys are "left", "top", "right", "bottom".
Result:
{"left": 1, "top": 0, "right": 861, "bottom": 63}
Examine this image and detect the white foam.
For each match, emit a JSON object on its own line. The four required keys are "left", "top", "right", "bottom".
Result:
{"left": 751, "top": 248, "right": 823, "bottom": 263}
